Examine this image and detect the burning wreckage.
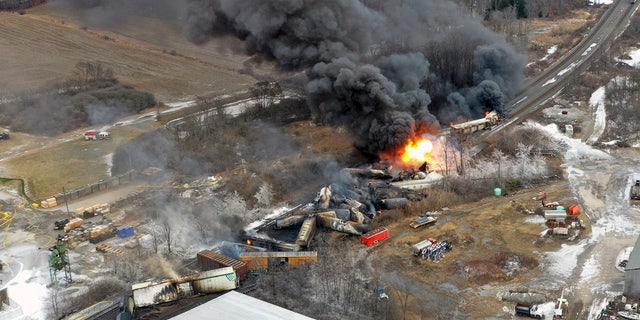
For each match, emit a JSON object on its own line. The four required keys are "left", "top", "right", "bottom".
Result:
{"left": 245, "top": 166, "right": 429, "bottom": 249}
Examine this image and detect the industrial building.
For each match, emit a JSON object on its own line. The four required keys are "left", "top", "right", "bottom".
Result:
{"left": 170, "top": 290, "right": 314, "bottom": 320}
{"left": 624, "top": 235, "right": 640, "bottom": 298}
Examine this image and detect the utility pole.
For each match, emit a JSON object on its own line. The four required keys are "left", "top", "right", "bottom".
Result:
{"left": 62, "top": 187, "right": 70, "bottom": 218}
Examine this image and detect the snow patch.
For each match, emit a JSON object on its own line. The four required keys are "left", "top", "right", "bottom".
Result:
{"left": 543, "top": 77, "right": 557, "bottom": 87}
{"left": 616, "top": 47, "right": 640, "bottom": 68}
{"left": 579, "top": 253, "right": 600, "bottom": 286}
{"left": 587, "top": 86, "right": 606, "bottom": 145}
{"left": 541, "top": 45, "right": 558, "bottom": 61}
{"left": 545, "top": 241, "right": 587, "bottom": 280}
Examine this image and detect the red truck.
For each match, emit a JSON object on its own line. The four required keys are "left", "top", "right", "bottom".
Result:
{"left": 361, "top": 227, "right": 389, "bottom": 246}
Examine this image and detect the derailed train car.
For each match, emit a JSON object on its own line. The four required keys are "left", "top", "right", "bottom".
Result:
{"left": 131, "top": 267, "right": 238, "bottom": 309}
{"left": 295, "top": 216, "right": 316, "bottom": 248}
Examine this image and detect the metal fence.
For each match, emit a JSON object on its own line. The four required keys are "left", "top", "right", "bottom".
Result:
{"left": 39, "top": 171, "right": 136, "bottom": 206}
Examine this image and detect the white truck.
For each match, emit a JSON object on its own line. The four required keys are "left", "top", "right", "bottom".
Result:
{"left": 515, "top": 303, "right": 544, "bottom": 318}
{"left": 411, "top": 238, "right": 436, "bottom": 256}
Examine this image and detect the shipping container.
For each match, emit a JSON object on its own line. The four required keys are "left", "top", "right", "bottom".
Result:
{"left": 117, "top": 226, "right": 135, "bottom": 238}
{"left": 132, "top": 280, "right": 179, "bottom": 308}
{"left": 196, "top": 250, "right": 248, "bottom": 280}
{"left": 192, "top": 267, "right": 238, "bottom": 294}
{"left": 360, "top": 227, "right": 389, "bottom": 246}
{"left": 239, "top": 251, "right": 317, "bottom": 273}
{"left": 295, "top": 216, "right": 316, "bottom": 247}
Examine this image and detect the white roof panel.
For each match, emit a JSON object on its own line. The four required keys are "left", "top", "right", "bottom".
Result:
{"left": 170, "top": 291, "right": 315, "bottom": 320}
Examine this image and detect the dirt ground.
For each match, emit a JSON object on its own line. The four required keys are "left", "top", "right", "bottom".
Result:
{"left": 368, "top": 181, "right": 582, "bottom": 319}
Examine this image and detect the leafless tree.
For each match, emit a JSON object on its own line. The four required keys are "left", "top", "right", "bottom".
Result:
{"left": 70, "top": 61, "right": 115, "bottom": 86}
{"left": 251, "top": 81, "right": 283, "bottom": 109}
{"left": 162, "top": 219, "right": 173, "bottom": 254}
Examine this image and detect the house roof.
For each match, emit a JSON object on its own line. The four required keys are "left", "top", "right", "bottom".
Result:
{"left": 170, "top": 291, "right": 314, "bottom": 320}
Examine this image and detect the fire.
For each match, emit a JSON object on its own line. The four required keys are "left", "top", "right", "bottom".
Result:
{"left": 400, "top": 138, "right": 433, "bottom": 164}
{"left": 484, "top": 111, "right": 490, "bottom": 117}
{"left": 246, "top": 239, "right": 252, "bottom": 245}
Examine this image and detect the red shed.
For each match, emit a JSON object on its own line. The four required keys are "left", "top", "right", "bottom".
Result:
{"left": 360, "top": 227, "right": 389, "bottom": 246}
{"left": 568, "top": 204, "right": 580, "bottom": 216}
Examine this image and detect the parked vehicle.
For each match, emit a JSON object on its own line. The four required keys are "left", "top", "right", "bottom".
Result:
{"left": 376, "top": 285, "right": 389, "bottom": 301}
{"left": 515, "top": 303, "right": 544, "bottom": 318}
{"left": 84, "top": 130, "right": 99, "bottom": 140}
{"left": 360, "top": 227, "right": 389, "bottom": 246}
{"left": 98, "top": 131, "right": 111, "bottom": 140}
{"left": 0, "top": 132, "right": 9, "bottom": 140}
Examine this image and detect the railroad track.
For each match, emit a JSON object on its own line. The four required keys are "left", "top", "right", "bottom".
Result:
{"left": 485, "top": 0, "right": 638, "bottom": 141}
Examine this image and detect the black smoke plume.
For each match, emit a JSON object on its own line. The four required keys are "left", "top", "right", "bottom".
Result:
{"left": 60, "top": 0, "right": 524, "bottom": 155}
{"left": 185, "top": 0, "right": 525, "bottom": 156}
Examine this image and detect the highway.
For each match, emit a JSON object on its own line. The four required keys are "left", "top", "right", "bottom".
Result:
{"left": 489, "top": 0, "right": 638, "bottom": 139}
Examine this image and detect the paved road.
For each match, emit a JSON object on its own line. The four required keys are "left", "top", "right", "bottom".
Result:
{"left": 488, "top": 0, "right": 639, "bottom": 139}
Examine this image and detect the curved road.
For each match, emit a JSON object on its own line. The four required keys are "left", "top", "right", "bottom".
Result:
{"left": 489, "top": 0, "right": 638, "bottom": 138}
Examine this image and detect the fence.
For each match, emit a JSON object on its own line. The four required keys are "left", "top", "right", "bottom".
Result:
{"left": 38, "top": 171, "right": 136, "bottom": 208}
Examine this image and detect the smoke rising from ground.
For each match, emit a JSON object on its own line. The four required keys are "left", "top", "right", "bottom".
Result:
{"left": 186, "top": 0, "right": 525, "bottom": 155}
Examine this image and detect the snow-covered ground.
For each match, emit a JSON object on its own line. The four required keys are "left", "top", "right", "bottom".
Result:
{"left": 533, "top": 83, "right": 640, "bottom": 319}
{"left": 616, "top": 47, "right": 640, "bottom": 68}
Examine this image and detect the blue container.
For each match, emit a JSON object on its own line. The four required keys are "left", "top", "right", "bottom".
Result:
{"left": 117, "top": 226, "right": 135, "bottom": 238}
{"left": 494, "top": 188, "right": 502, "bottom": 197}
{"left": 556, "top": 206, "right": 565, "bottom": 211}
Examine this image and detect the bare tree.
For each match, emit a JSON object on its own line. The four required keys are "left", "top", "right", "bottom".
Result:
{"left": 162, "top": 219, "right": 173, "bottom": 254}
{"left": 251, "top": 81, "right": 283, "bottom": 109}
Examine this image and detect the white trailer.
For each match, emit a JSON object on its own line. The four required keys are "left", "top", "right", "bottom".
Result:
{"left": 412, "top": 239, "right": 434, "bottom": 256}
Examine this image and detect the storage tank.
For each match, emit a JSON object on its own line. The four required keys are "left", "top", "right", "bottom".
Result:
{"left": 192, "top": 267, "right": 238, "bottom": 294}
{"left": 275, "top": 214, "right": 306, "bottom": 229}
{"left": 543, "top": 210, "right": 567, "bottom": 221}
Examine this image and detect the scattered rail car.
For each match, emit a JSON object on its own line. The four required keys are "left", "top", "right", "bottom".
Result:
{"left": 196, "top": 249, "right": 248, "bottom": 280}
{"left": 241, "top": 235, "right": 301, "bottom": 252}
{"left": 131, "top": 267, "right": 238, "bottom": 309}
{"left": 450, "top": 110, "right": 500, "bottom": 134}
{"left": 409, "top": 215, "right": 438, "bottom": 229}
{"left": 295, "top": 216, "right": 317, "bottom": 247}
{"left": 238, "top": 251, "right": 317, "bottom": 273}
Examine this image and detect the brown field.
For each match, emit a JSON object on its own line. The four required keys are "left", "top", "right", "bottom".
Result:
{"left": 0, "top": 5, "right": 274, "bottom": 102}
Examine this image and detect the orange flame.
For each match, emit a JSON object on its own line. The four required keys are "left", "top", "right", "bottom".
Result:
{"left": 401, "top": 138, "right": 433, "bottom": 164}
{"left": 246, "top": 239, "right": 252, "bottom": 245}
{"left": 484, "top": 111, "right": 490, "bottom": 117}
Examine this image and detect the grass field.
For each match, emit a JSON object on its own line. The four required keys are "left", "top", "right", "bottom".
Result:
{"left": 2, "top": 124, "right": 154, "bottom": 199}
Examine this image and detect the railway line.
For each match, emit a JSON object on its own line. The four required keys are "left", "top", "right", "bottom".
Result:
{"left": 486, "top": 0, "right": 639, "bottom": 140}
